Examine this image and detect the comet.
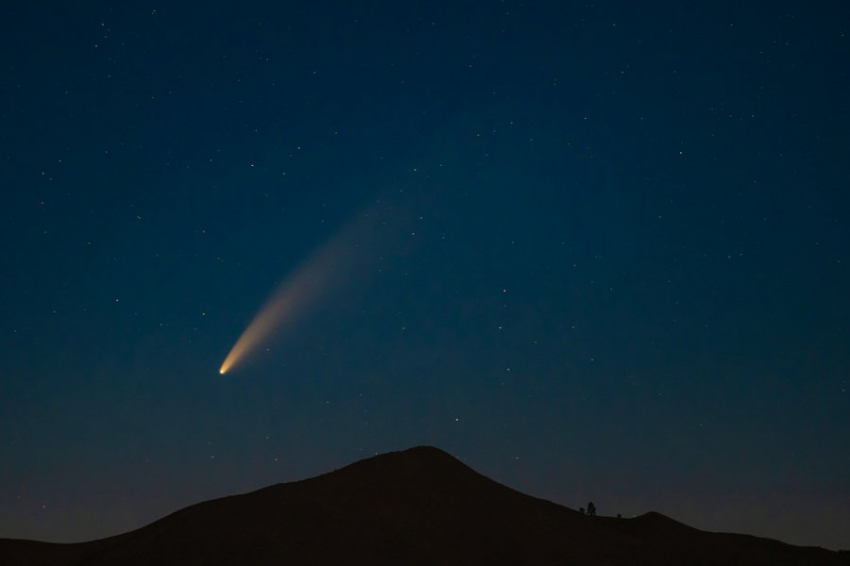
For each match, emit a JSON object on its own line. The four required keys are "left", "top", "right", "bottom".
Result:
{"left": 218, "top": 202, "right": 398, "bottom": 375}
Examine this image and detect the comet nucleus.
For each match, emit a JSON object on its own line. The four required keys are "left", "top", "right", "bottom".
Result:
{"left": 218, "top": 202, "right": 397, "bottom": 375}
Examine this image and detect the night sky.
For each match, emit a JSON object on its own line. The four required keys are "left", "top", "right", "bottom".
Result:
{"left": 2, "top": 0, "right": 849, "bottom": 551}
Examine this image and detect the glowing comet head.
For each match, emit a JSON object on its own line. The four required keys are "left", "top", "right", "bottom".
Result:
{"left": 217, "top": 201, "right": 397, "bottom": 375}
{"left": 218, "top": 291, "right": 295, "bottom": 374}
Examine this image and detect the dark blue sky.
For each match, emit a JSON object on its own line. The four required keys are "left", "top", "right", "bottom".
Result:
{"left": 2, "top": 0, "right": 848, "bottom": 550}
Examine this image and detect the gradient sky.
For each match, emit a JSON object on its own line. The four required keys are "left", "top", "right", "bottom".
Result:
{"left": 2, "top": 0, "right": 848, "bottom": 551}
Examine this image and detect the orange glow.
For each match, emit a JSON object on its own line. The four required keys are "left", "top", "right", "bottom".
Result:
{"left": 218, "top": 202, "right": 398, "bottom": 375}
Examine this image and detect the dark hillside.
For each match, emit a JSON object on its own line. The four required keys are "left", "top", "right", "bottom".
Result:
{"left": 1, "top": 447, "right": 846, "bottom": 566}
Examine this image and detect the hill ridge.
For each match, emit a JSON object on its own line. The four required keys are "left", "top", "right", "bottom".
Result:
{"left": 1, "top": 446, "right": 846, "bottom": 566}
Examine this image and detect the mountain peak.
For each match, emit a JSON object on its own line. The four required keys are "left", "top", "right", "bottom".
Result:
{"left": 1, "top": 446, "right": 846, "bottom": 566}
{"left": 334, "top": 445, "right": 471, "bottom": 476}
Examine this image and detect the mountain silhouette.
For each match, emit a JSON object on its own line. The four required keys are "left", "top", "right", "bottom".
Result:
{"left": 1, "top": 446, "right": 846, "bottom": 565}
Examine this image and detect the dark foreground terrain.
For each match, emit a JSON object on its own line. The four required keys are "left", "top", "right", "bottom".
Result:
{"left": 1, "top": 446, "right": 846, "bottom": 565}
